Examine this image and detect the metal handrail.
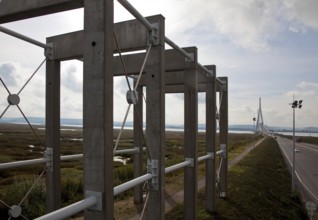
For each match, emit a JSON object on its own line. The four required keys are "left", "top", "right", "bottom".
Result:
{"left": 0, "top": 148, "right": 141, "bottom": 170}
{"left": 198, "top": 154, "right": 212, "bottom": 162}
{"left": 34, "top": 196, "right": 97, "bottom": 220}
{"left": 0, "top": 158, "right": 47, "bottom": 170}
{"left": 0, "top": 26, "right": 51, "bottom": 49}
{"left": 114, "top": 173, "right": 153, "bottom": 196}
{"left": 165, "top": 160, "right": 191, "bottom": 174}
{"left": 28, "top": 151, "right": 222, "bottom": 218}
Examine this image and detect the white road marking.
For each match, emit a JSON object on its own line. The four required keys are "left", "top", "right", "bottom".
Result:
{"left": 277, "top": 139, "right": 318, "bottom": 202}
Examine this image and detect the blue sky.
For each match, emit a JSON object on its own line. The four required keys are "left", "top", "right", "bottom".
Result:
{"left": 0, "top": 0, "right": 317, "bottom": 128}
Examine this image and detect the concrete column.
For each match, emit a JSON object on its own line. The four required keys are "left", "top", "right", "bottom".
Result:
{"left": 219, "top": 77, "right": 228, "bottom": 198}
{"left": 205, "top": 65, "right": 217, "bottom": 212}
{"left": 45, "top": 59, "right": 61, "bottom": 212}
{"left": 83, "top": 0, "right": 114, "bottom": 219}
{"left": 183, "top": 47, "right": 198, "bottom": 220}
{"left": 133, "top": 85, "right": 143, "bottom": 204}
{"left": 143, "top": 15, "right": 165, "bottom": 220}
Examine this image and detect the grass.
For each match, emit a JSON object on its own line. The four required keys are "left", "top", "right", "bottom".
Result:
{"left": 1, "top": 122, "right": 310, "bottom": 219}
{"left": 165, "top": 137, "right": 309, "bottom": 219}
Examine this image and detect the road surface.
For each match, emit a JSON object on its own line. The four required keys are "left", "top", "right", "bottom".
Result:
{"left": 275, "top": 136, "right": 318, "bottom": 218}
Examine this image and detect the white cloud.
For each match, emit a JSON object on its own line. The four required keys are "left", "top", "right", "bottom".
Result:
{"left": 285, "top": 81, "right": 318, "bottom": 98}
{"left": 0, "top": 62, "right": 45, "bottom": 118}
{"left": 282, "top": 0, "right": 318, "bottom": 31}
{"left": 61, "top": 61, "right": 83, "bottom": 93}
{"left": 1, "top": 0, "right": 318, "bottom": 129}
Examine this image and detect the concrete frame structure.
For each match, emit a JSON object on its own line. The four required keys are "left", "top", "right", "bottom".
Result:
{"left": 0, "top": 1, "right": 228, "bottom": 219}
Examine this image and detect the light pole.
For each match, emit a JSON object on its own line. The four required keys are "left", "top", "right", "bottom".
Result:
{"left": 253, "top": 117, "right": 256, "bottom": 133}
{"left": 290, "top": 98, "right": 303, "bottom": 192}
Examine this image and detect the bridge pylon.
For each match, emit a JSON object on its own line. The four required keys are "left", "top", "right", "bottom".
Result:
{"left": 256, "top": 97, "right": 265, "bottom": 133}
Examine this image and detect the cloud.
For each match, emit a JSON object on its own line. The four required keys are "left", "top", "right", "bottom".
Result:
{"left": 163, "top": 0, "right": 283, "bottom": 52}
{"left": 285, "top": 81, "right": 318, "bottom": 98}
{"left": 282, "top": 0, "right": 318, "bottom": 31}
{"left": 159, "top": 0, "right": 318, "bottom": 53}
{"left": 0, "top": 62, "right": 46, "bottom": 118}
{"left": 61, "top": 63, "right": 83, "bottom": 93}
{"left": 0, "top": 63, "right": 19, "bottom": 87}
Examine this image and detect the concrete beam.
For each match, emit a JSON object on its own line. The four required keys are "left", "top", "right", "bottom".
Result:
{"left": 0, "top": 0, "right": 83, "bottom": 24}
{"left": 82, "top": 0, "right": 114, "bottom": 219}
{"left": 219, "top": 77, "right": 228, "bottom": 198}
{"left": 165, "top": 84, "right": 208, "bottom": 93}
{"left": 45, "top": 59, "right": 61, "bottom": 212}
{"left": 183, "top": 47, "right": 198, "bottom": 220}
{"left": 143, "top": 15, "right": 165, "bottom": 220}
{"left": 47, "top": 31, "right": 83, "bottom": 61}
{"left": 114, "top": 16, "right": 150, "bottom": 53}
{"left": 205, "top": 65, "right": 217, "bottom": 212}
{"left": 133, "top": 85, "right": 143, "bottom": 204}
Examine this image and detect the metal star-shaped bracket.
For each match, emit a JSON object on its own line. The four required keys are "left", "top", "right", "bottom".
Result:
{"left": 0, "top": 58, "right": 46, "bottom": 143}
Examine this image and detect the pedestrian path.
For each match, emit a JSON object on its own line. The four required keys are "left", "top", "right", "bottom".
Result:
{"left": 130, "top": 137, "right": 266, "bottom": 219}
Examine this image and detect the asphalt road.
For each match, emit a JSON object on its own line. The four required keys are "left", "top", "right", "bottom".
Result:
{"left": 275, "top": 136, "right": 318, "bottom": 218}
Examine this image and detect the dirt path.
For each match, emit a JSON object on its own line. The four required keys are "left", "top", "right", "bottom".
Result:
{"left": 129, "top": 137, "right": 266, "bottom": 219}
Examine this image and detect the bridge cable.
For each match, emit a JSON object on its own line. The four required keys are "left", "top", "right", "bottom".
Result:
{"left": 139, "top": 181, "right": 150, "bottom": 220}
{"left": 112, "top": 34, "right": 152, "bottom": 160}
{"left": 0, "top": 59, "right": 47, "bottom": 219}
{"left": 3, "top": 169, "right": 46, "bottom": 219}
{"left": 113, "top": 31, "right": 132, "bottom": 92}
{"left": 0, "top": 58, "right": 46, "bottom": 146}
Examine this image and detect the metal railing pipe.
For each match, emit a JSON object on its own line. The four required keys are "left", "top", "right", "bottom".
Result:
{"left": 0, "top": 147, "right": 143, "bottom": 170}
{"left": 60, "top": 154, "right": 83, "bottom": 161}
{"left": 164, "top": 37, "right": 193, "bottom": 61}
{"left": 34, "top": 196, "right": 97, "bottom": 220}
{"left": 115, "top": 148, "right": 138, "bottom": 154}
{"left": 117, "top": 0, "right": 153, "bottom": 31}
{"left": 198, "top": 63, "right": 213, "bottom": 76}
{"left": 0, "top": 158, "right": 47, "bottom": 170}
{"left": 0, "top": 26, "right": 50, "bottom": 49}
{"left": 216, "top": 150, "right": 223, "bottom": 155}
{"left": 216, "top": 77, "right": 225, "bottom": 85}
{"left": 114, "top": 173, "right": 152, "bottom": 196}
{"left": 198, "top": 154, "right": 213, "bottom": 162}
{"left": 165, "top": 160, "right": 192, "bottom": 174}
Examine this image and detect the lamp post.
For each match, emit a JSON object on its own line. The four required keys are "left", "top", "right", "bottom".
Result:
{"left": 290, "top": 98, "right": 303, "bottom": 192}
{"left": 253, "top": 117, "right": 256, "bottom": 133}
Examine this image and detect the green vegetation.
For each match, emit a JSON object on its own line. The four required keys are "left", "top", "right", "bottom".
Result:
{"left": 165, "top": 137, "right": 309, "bottom": 219}
{"left": 1, "top": 123, "right": 310, "bottom": 219}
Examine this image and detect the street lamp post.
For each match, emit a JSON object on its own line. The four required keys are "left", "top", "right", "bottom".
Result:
{"left": 290, "top": 99, "right": 303, "bottom": 192}
{"left": 253, "top": 117, "right": 256, "bottom": 133}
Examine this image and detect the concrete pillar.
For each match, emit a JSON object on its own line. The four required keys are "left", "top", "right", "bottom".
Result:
{"left": 143, "top": 15, "right": 165, "bottom": 220}
{"left": 183, "top": 47, "right": 198, "bottom": 220}
{"left": 219, "top": 77, "right": 228, "bottom": 198}
{"left": 83, "top": 0, "right": 114, "bottom": 219}
{"left": 134, "top": 85, "right": 143, "bottom": 204}
{"left": 205, "top": 65, "right": 217, "bottom": 212}
{"left": 45, "top": 59, "right": 61, "bottom": 212}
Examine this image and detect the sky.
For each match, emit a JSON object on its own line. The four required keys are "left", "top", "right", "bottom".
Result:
{"left": 0, "top": 0, "right": 317, "bottom": 128}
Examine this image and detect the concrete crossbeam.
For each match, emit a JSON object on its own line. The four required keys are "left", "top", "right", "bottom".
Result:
{"left": 0, "top": 0, "right": 83, "bottom": 24}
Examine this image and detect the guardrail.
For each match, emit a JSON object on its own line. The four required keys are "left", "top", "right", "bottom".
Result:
{"left": 0, "top": 148, "right": 140, "bottom": 170}
{"left": 25, "top": 150, "right": 225, "bottom": 219}
{"left": 34, "top": 196, "right": 97, "bottom": 220}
